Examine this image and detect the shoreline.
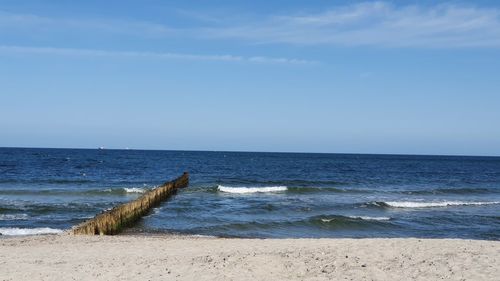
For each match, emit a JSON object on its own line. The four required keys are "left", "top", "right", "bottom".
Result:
{"left": 1, "top": 234, "right": 498, "bottom": 280}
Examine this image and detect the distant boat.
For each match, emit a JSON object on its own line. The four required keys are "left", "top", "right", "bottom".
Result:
{"left": 98, "top": 147, "right": 105, "bottom": 150}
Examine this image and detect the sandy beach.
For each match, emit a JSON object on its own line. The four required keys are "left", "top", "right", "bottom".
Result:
{"left": 0, "top": 235, "right": 498, "bottom": 281}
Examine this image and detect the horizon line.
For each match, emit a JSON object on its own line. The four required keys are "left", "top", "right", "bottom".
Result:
{"left": 1, "top": 145, "right": 499, "bottom": 158}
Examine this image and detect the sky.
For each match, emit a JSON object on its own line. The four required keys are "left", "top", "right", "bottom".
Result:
{"left": 1, "top": 0, "right": 499, "bottom": 156}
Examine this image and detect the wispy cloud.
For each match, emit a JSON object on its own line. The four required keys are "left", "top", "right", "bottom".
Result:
{"left": 0, "top": 10, "right": 175, "bottom": 37}
{"left": 0, "top": 45, "right": 315, "bottom": 65}
{"left": 201, "top": 2, "right": 500, "bottom": 48}
{"left": 2, "top": 2, "right": 500, "bottom": 48}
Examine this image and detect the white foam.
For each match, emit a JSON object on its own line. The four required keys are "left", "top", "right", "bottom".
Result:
{"left": 123, "top": 187, "right": 146, "bottom": 193}
{"left": 347, "top": 216, "right": 391, "bottom": 221}
{"left": 321, "top": 216, "right": 391, "bottom": 223}
{"left": 0, "top": 214, "right": 29, "bottom": 221}
{"left": 0, "top": 227, "right": 63, "bottom": 236}
{"left": 384, "top": 201, "right": 500, "bottom": 208}
{"left": 217, "top": 185, "right": 287, "bottom": 194}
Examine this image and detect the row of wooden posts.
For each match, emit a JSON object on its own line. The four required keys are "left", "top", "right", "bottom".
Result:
{"left": 71, "top": 172, "right": 189, "bottom": 235}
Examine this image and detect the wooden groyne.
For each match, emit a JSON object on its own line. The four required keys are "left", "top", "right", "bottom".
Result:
{"left": 71, "top": 172, "right": 189, "bottom": 235}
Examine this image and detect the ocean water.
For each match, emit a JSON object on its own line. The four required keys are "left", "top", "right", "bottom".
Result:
{"left": 1, "top": 147, "right": 499, "bottom": 240}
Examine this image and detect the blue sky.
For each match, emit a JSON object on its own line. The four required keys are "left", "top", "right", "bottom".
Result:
{"left": 1, "top": 0, "right": 499, "bottom": 155}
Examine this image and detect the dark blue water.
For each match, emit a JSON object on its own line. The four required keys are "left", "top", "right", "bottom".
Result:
{"left": 1, "top": 147, "right": 499, "bottom": 239}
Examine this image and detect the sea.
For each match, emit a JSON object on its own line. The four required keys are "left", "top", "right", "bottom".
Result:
{"left": 0, "top": 147, "right": 499, "bottom": 240}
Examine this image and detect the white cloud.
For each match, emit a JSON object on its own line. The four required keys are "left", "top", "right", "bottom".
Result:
{"left": 0, "top": 45, "right": 315, "bottom": 65}
{"left": 1, "top": 2, "right": 500, "bottom": 48}
{"left": 0, "top": 10, "right": 175, "bottom": 37}
{"left": 201, "top": 2, "right": 500, "bottom": 48}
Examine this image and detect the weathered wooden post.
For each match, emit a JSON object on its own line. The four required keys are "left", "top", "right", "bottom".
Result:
{"left": 71, "top": 172, "right": 189, "bottom": 235}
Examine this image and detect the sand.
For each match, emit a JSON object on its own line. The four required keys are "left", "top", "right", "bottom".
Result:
{"left": 0, "top": 235, "right": 498, "bottom": 281}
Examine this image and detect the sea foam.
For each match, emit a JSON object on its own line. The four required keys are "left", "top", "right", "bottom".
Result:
{"left": 217, "top": 185, "right": 288, "bottom": 194}
{"left": 383, "top": 201, "right": 500, "bottom": 208}
{"left": 347, "top": 216, "right": 391, "bottom": 221}
{"left": 0, "top": 227, "right": 63, "bottom": 236}
{"left": 123, "top": 187, "right": 146, "bottom": 193}
{"left": 321, "top": 216, "right": 391, "bottom": 223}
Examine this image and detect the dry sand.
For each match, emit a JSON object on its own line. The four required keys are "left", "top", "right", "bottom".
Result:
{"left": 0, "top": 234, "right": 498, "bottom": 281}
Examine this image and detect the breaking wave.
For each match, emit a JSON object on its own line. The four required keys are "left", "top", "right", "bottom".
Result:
{"left": 123, "top": 187, "right": 147, "bottom": 193}
{"left": 0, "top": 227, "right": 63, "bottom": 236}
{"left": 369, "top": 201, "right": 500, "bottom": 208}
{"left": 347, "top": 216, "right": 391, "bottom": 221}
{"left": 319, "top": 216, "right": 391, "bottom": 223}
{"left": 217, "top": 185, "right": 288, "bottom": 194}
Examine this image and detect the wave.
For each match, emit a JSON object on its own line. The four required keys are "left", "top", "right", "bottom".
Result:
{"left": 0, "top": 206, "right": 19, "bottom": 213}
{"left": 402, "top": 187, "right": 499, "bottom": 195}
{"left": 369, "top": 201, "right": 500, "bottom": 208}
{"left": 0, "top": 179, "right": 94, "bottom": 184}
{"left": 86, "top": 187, "right": 148, "bottom": 194}
{"left": 203, "top": 185, "right": 499, "bottom": 195}
{"left": 286, "top": 186, "right": 373, "bottom": 194}
{"left": 123, "top": 187, "right": 147, "bottom": 193}
{"left": 0, "top": 214, "right": 29, "bottom": 221}
{"left": 217, "top": 185, "right": 287, "bottom": 194}
{"left": 208, "top": 185, "right": 372, "bottom": 194}
{"left": 318, "top": 215, "right": 391, "bottom": 223}
{"left": 0, "top": 201, "right": 112, "bottom": 214}
{"left": 216, "top": 178, "right": 346, "bottom": 187}
{"left": 0, "top": 187, "right": 151, "bottom": 196}
{"left": 181, "top": 215, "right": 395, "bottom": 236}
{"left": 0, "top": 227, "right": 63, "bottom": 236}
{"left": 96, "top": 186, "right": 151, "bottom": 194}
{"left": 347, "top": 216, "right": 391, "bottom": 221}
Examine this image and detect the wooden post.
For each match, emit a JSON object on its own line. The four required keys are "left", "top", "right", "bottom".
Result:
{"left": 71, "top": 172, "right": 189, "bottom": 235}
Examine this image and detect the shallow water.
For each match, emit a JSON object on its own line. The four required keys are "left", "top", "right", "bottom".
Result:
{"left": 1, "top": 147, "right": 499, "bottom": 239}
